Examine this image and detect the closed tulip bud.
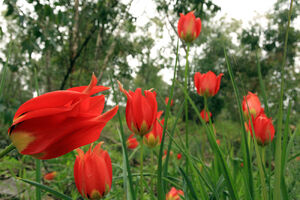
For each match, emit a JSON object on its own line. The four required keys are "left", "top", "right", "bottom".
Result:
{"left": 200, "top": 109, "right": 212, "bottom": 123}
{"left": 118, "top": 81, "right": 157, "bottom": 136}
{"left": 248, "top": 113, "right": 275, "bottom": 146}
{"left": 143, "top": 111, "right": 164, "bottom": 148}
{"left": 177, "top": 153, "right": 182, "bottom": 160}
{"left": 127, "top": 134, "right": 139, "bottom": 149}
{"left": 74, "top": 142, "right": 112, "bottom": 199}
{"left": 242, "top": 92, "right": 264, "bottom": 119}
{"left": 8, "top": 74, "right": 118, "bottom": 159}
{"left": 43, "top": 171, "right": 57, "bottom": 181}
{"left": 194, "top": 71, "right": 223, "bottom": 97}
{"left": 165, "top": 97, "right": 173, "bottom": 107}
{"left": 177, "top": 11, "right": 201, "bottom": 43}
{"left": 166, "top": 187, "right": 184, "bottom": 200}
{"left": 216, "top": 139, "right": 221, "bottom": 146}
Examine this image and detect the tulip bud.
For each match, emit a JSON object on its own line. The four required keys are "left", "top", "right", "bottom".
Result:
{"left": 74, "top": 142, "right": 112, "bottom": 199}
{"left": 166, "top": 187, "right": 184, "bottom": 200}
{"left": 177, "top": 11, "right": 201, "bottom": 43}
{"left": 43, "top": 171, "right": 57, "bottom": 181}
{"left": 194, "top": 71, "right": 223, "bottom": 97}
{"left": 177, "top": 153, "right": 182, "bottom": 160}
{"left": 127, "top": 134, "right": 139, "bottom": 149}
{"left": 165, "top": 97, "right": 173, "bottom": 107}
{"left": 200, "top": 109, "right": 212, "bottom": 123}
{"left": 143, "top": 111, "right": 164, "bottom": 148}
{"left": 248, "top": 113, "right": 275, "bottom": 146}
{"left": 8, "top": 74, "right": 118, "bottom": 160}
{"left": 118, "top": 81, "right": 157, "bottom": 137}
{"left": 242, "top": 92, "right": 264, "bottom": 120}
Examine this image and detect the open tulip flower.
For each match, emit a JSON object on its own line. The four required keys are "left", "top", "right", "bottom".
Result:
{"left": 194, "top": 71, "right": 223, "bottom": 97}
{"left": 200, "top": 109, "right": 212, "bottom": 123}
{"left": 242, "top": 92, "right": 264, "bottom": 119}
{"left": 74, "top": 142, "right": 112, "bottom": 199}
{"left": 143, "top": 111, "right": 164, "bottom": 148}
{"left": 118, "top": 81, "right": 157, "bottom": 137}
{"left": 177, "top": 11, "right": 201, "bottom": 43}
{"left": 126, "top": 134, "right": 139, "bottom": 149}
{"left": 8, "top": 74, "right": 118, "bottom": 159}
{"left": 248, "top": 113, "right": 275, "bottom": 146}
{"left": 166, "top": 187, "right": 184, "bottom": 200}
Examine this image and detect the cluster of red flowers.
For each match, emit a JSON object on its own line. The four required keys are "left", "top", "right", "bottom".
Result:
{"left": 6, "top": 10, "right": 276, "bottom": 200}
{"left": 242, "top": 92, "right": 275, "bottom": 145}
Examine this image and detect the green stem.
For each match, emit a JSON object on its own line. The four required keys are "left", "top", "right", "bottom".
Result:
{"left": 274, "top": 1, "right": 293, "bottom": 200}
{"left": 140, "top": 140, "right": 144, "bottom": 200}
{"left": 0, "top": 43, "right": 12, "bottom": 95}
{"left": 184, "top": 44, "right": 190, "bottom": 173}
{"left": 157, "top": 40, "right": 179, "bottom": 200}
{"left": 34, "top": 67, "right": 41, "bottom": 200}
{"left": 0, "top": 143, "right": 15, "bottom": 159}
{"left": 151, "top": 150, "right": 154, "bottom": 193}
{"left": 109, "top": 74, "right": 136, "bottom": 200}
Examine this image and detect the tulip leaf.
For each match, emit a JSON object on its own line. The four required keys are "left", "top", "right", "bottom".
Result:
{"left": 179, "top": 167, "right": 198, "bottom": 200}
{"left": 18, "top": 178, "right": 72, "bottom": 200}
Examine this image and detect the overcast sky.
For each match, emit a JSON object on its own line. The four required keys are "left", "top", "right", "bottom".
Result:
{"left": 1, "top": 0, "right": 298, "bottom": 80}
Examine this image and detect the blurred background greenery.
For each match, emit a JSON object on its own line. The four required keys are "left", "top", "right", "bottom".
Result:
{"left": 0, "top": 0, "right": 299, "bottom": 199}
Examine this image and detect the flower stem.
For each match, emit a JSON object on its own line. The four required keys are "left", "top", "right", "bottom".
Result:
{"left": 34, "top": 67, "right": 41, "bottom": 200}
{"left": 0, "top": 143, "right": 15, "bottom": 159}
{"left": 140, "top": 140, "right": 144, "bottom": 200}
{"left": 184, "top": 43, "right": 190, "bottom": 174}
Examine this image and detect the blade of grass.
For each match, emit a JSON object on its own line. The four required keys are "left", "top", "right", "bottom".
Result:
{"left": 224, "top": 49, "right": 254, "bottom": 200}
{"left": 256, "top": 50, "right": 269, "bottom": 115}
{"left": 274, "top": 1, "right": 293, "bottom": 200}
{"left": 18, "top": 178, "right": 72, "bottom": 200}
{"left": 0, "top": 43, "right": 12, "bottom": 95}
{"left": 176, "top": 80, "right": 239, "bottom": 200}
{"left": 179, "top": 167, "right": 198, "bottom": 200}
{"left": 157, "top": 40, "right": 179, "bottom": 200}
{"left": 280, "top": 101, "right": 292, "bottom": 199}
{"left": 109, "top": 74, "right": 136, "bottom": 200}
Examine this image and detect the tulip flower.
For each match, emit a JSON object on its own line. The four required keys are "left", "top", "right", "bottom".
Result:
{"left": 8, "top": 74, "right": 118, "bottom": 160}
{"left": 248, "top": 113, "right": 275, "bottom": 146}
{"left": 194, "top": 71, "right": 223, "bottom": 97}
{"left": 242, "top": 92, "right": 264, "bottom": 119}
{"left": 74, "top": 142, "right": 112, "bottom": 199}
{"left": 143, "top": 111, "right": 164, "bottom": 148}
{"left": 165, "top": 97, "right": 173, "bottom": 107}
{"left": 200, "top": 109, "right": 212, "bottom": 123}
{"left": 177, "top": 11, "right": 201, "bottom": 43}
{"left": 216, "top": 139, "right": 221, "bottom": 146}
{"left": 166, "top": 187, "right": 184, "bottom": 200}
{"left": 127, "top": 134, "right": 139, "bottom": 149}
{"left": 177, "top": 153, "right": 182, "bottom": 160}
{"left": 43, "top": 171, "right": 57, "bottom": 181}
{"left": 118, "top": 81, "right": 157, "bottom": 136}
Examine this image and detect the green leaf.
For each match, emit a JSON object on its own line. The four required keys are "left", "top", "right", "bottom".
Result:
{"left": 19, "top": 178, "right": 72, "bottom": 200}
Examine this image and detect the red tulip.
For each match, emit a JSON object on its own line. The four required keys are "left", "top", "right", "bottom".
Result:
{"left": 74, "top": 142, "right": 112, "bottom": 199}
{"left": 118, "top": 81, "right": 157, "bottom": 136}
{"left": 194, "top": 71, "right": 223, "bottom": 97}
{"left": 177, "top": 153, "right": 182, "bottom": 160}
{"left": 165, "top": 97, "right": 173, "bottom": 107}
{"left": 143, "top": 111, "right": 164, "bottom": 148}
{"left": 200, "top": 109, "right": 212, "bottom": 123}
{"left": 177, "top": 11, "right": 201, "bottom": 43}
{"left": 166, "top": 187, "right": 184, "bottom": 200}
{"left": 242, "top": 92, "right": 264, "bottom": 119}
{"left": 8, "top": 74, "right": 118, "bottom": 160}
{"left": 216, "top": 139, "right": 221, "bottom": 146}
{"left": 127, "top": 134, "right": 139, "bottom": 149}
{"left": 43, "top": 171, "right": 57, "bottom": 181}
{"left": 248, "top": 113, "right": 275, "bottom": 146}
